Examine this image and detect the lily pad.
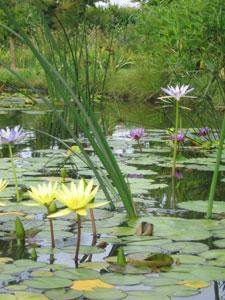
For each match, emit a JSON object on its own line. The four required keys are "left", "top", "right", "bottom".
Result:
{"left": 45, "top": 289, "right": 82, "bottom": 300}
{"left": 83, "top": 287, "right": 127, "bottom": 300}
{"left": 178, "top": 200, "right": 225, "bottom": 214}
{"left": 22, "top": 276, "right": 72, "bottom": 289}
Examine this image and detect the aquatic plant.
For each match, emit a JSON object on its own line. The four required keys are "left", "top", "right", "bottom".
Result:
{"left": 0, "top": 125, "right": 26, "bottom": 201}
{"left": 28, "top": 182, "right": 58, "bottom": 248}
{"left": 49, "top": 178, "right": 108, "bottom": 267}
{"left": 160, "top": 85, "right": 194, "bottom": 176}
{"left": 0, "top": 179, "right": 7, "bottom": 193}
{"left": 130, "top": 128, "right": 144, "bottom": 152}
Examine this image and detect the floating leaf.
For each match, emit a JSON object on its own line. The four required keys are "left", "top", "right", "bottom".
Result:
{"left": 178, "top": 200, "right": 225, "bottom": 213}
{"left": 83, "top": 287, "right": 126, "bottom": 300}
{"left": 178, "top": 280, "right": 209, "bottom": 289}
{"left": 72, "top": 279, "right": 114, "bottom": 291}
{"left": 45, "top": 288, "right": 82, "bottom": 300}
{"left": 23, "top": 276, "right": 72, "bottom": 289}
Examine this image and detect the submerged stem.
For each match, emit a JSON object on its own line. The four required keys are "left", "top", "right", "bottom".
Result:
{"left": 172, "top": 101, "right": 179, "bottom": 176}
{"left": 137, "top": 139, "right": 143, "bottom": 153}
{"left": 49, "top": 218, "right": 55, "bottom": 248}
{"left": 75, "top": 214, "right": 81, "bottom": 268}
{"left": 8, "top": 143, "right": 20, "bottom": 201}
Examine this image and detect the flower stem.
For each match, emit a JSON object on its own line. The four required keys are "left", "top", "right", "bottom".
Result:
{"left": 90, "top": 208, "right": 97, "bottom": 245}
{"left": 172, "top": 101, "right": 179, "bottom": 176}
{"left": 75, "top": 214, "right": 81, "bottom": 268}
{"left": 137, "top": 140, "right": 142, "bottom": 153}
{"left": 207, "top": 113, "right": 225, "bottom": 218}
{"left": 49, "top": 219, "right": 55, "bottom": 248}
{"left": 8, "top": 143, "right": 20, "bottom": 201}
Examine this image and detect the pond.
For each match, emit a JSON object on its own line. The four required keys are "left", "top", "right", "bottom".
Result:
{"left": 0, "top": 94, "right": 225, "bottom": 300}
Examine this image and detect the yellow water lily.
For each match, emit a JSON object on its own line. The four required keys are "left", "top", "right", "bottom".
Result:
{"left": 28, "top": 182, "right": 58, "bottom": 207}
{"left": 49, "top": 179, "right": 108, "bottom": 218}
{"left": 0, "top": 179, "right": 7, "bottom": 192}
{"left": 65, "top": 145, "right": 81, "bottom": 157}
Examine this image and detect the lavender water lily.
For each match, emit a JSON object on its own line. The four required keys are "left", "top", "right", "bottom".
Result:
{"left": 0, "top": 126, "right": 26, "bottom": 201}
{"left": 130, "top": 128, "right": 144, "bottom": 152}
{"left": 160, "top": 84, "right": 194, "bottom": 176}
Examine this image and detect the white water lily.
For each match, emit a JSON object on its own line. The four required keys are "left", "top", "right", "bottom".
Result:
{"left": 160, "top": 84, "right": 194, "bottom": 101}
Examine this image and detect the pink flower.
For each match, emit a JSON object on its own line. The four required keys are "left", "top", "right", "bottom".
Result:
{"left": 130, "top": 128, "right": 144, "bottom": 141}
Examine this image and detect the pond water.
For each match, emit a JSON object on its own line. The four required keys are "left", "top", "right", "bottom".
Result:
{"left": 0, "top": 94, "right": 225, "bottom": 299}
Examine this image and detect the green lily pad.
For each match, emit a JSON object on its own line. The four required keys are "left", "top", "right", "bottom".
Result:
{"left": 15, "top": 292, "right": 49, "bottom": 300}
{"left": 55, "top": 268, "right": 100, "bottom": 280}
{"left": 22, "top": 276, "right": 72, "bottom": 289}
{"left": 125, "top": 291, "right": 170, "bottom": 300}
{"left": 83, "top": 287, "right": 127, "bottom": 300}
{"left": 142, "top": 276, "right": 178, "bottom": 286}
{"left": 200, "top": 249, "right": 225, "bottom": 260}
{"left": 161, "top": 242, "right": 208, "bottom": 254}
{"left": 100, "top": 273, "right": 145, "bottom": 285}
{"left": 45, "top": 289, "right": 82, "bottom": 300}
{"left": 171, "top": 254, "right": 206, "bottom": 264}
{"left": 178, "top": 200, "right": 225, "bottom": 213}
{"left": 0, "top": 295, "right": 15, "bottom": 300}
{"left": 5, "top": 285, "right": 27, "bottom": 291}
{"left": 213, "top": 239, "right": 225, "bottom": 248}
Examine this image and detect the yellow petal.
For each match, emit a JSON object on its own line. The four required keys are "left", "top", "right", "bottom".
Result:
{"left": 76, "top": 208, "right": 87, "bottom": 216}
{"left": 71, "top": 279, "right": 114, "bottom": 291}
{"left": 48, "top": 208, "right": 72, "bottom": 218}
{"left": 88, "top": 201, "right": 109, "bottom": 209}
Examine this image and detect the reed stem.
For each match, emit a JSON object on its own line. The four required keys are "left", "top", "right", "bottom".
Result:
{"left": 207, "top": 113, "right": 225, "bottom": 218}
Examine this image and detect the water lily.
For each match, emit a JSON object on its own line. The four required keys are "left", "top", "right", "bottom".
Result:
{"left": 160, "top": 84, "right": 194, "bottom": 101}
{"left": 28, "top": 182, "right": 58, "bottom": 248}
{"left": 49, "top": 179, "right": 107, "bottom": 217}
{"left": 130, "top": 128, "right": 144, "bottom": 141}
{"left": 199, "top": 127, "right": 209, "bottom": 136}
{"left": 0, "top": 179, "right": 7, "bottom": 193}
{"left": 0, "top": 125, "right": 26, "bottom": 144}
{"left": 160, "top": 85, "right": 194, "bottom": 176}
{"left": 28, "top": 182, "right": 58, "bottom": 208}
{"left": 65, "top": 145, "right": 81, "bottom": 157}
{"left": 171, "top": 132, "right": 185, "bottom": 143}
{"left": 0, "top": 126, "right": 26, "bottom": 202}
{"left": 49, "top": 178, "right": 108, "bottom": 267}
{"left": 130, "top": 128, "right": 144, "bottom": 152}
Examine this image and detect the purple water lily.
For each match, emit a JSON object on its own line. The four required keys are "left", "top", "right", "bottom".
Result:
{"left": 198, "top": 127, "right": 209, "bottom": 137}
{"left": 130, "top": 128, "right": 144, "bottom": 141}
{"left": 175, "top": 170, "right": 183, "bottom": 179}
{"left": 171, "top": 132, "right": 185, "bottom": 143}
{"left": 0, "top": 125, "right": 26, "bottom": 144}
{"left": 160, "top": 84, "right": 194, "bottom": 101}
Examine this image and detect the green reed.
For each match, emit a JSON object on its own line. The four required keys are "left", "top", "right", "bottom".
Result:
{"left": 0, "top": 5, "right": 137, "bottom": 218}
